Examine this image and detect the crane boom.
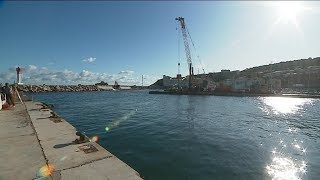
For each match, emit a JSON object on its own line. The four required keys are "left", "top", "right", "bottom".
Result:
{"left": 175, "top": 16, "right": 193, "bottom": 89}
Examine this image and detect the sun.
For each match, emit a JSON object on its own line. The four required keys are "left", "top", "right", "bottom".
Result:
{"left": 272, "top": 1, "right": 307, "bottom": 26}
{"left": 264, "top": 1, "right": 312, "bottom": 37}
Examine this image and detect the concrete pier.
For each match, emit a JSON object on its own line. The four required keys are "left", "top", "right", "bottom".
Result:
{"left": 0, "top": 101, "right": 143, "bottom": 180}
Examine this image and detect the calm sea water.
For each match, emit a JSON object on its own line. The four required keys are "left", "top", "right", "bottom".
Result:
{"left": 28, "top": 90, "right": 320, "bottom": 180}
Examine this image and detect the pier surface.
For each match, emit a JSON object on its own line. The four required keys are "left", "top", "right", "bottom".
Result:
{"left": 0, "top": 101, "right": 143, "bottom": 180}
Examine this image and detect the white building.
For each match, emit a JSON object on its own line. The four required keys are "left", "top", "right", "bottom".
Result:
{"left": 163, "top": 74, "right": 216, "bottom": 90}
{"left": 163, "top": 75, "right": 189, "bottom": 88}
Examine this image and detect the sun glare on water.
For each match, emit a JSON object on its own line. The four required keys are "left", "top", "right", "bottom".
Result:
{"left": 261, "top": 97, "right": 312, "bottom": 115}
{"left": 266, "top": 156, "right": 307, "bottom": 180}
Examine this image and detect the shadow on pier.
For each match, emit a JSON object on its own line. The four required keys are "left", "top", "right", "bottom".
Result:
{"left": 53, "top": 142, "right": 75, "bottom": 149}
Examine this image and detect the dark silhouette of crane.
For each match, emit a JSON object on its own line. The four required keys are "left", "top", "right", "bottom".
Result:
{"left": 175, "top": 17, "right": 194, "bottom": 90}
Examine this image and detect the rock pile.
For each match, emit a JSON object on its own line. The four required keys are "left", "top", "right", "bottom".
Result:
{"left": 17, "top": 84, "right": 100, "bottom": 92}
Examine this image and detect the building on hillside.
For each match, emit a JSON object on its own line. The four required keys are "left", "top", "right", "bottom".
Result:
{"left": 267, "top": 78, "right": 282, "bottom": 92}
{"left": 163, "top": 75, "right": 189, "bottom": 89}
{"left": 163, "top": 74, "right": 217, "bottom": 90}
{"left": 232, "top": 77, "right": 257, "bottom": 92}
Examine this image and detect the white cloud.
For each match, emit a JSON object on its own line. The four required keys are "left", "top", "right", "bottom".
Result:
{"left": 0, "top": 71, "right": 15, "bottom": 83}
{"left": 0, "top": 65, "right": 158, "bottom": 86}
{"left": 79, "top": 70, "right": 93, "bottom": 77}
{"left": 25, "top": 65, "right": 38, "bottom": 72}
{"left": 82, "top": 57, "right": 96, "bottom": 63}
{"left": 119, "top": 70, "right": 134, "bottom": 75}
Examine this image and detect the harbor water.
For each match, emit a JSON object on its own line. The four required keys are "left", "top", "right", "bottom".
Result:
{"left": 29, "top": 90, "right": 320, "bottom": 180}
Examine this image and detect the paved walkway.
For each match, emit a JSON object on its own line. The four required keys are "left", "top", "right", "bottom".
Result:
{"left": 0, "top": 101, "right": 143, "bottom": 180}
{"left": 0, "top": 102, "right": 46, "bottom": 179}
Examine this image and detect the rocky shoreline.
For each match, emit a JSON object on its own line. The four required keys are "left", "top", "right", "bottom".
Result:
{"left": 17, "top": 84, "right": 100, "bottom": 92}
{"left": 16, "top": 84, "right": 147, "bottom": 92}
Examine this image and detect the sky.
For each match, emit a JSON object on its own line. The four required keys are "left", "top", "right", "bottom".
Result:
{"left": 0, "top": 1, "right": 319, "bottom": 85}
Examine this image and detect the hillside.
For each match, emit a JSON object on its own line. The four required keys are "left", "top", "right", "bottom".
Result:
{"left": 150, "top": 57, "right": 320, "bottom": 89}
{"left": 241, "top": 57, "right": 320, "bottom": 75}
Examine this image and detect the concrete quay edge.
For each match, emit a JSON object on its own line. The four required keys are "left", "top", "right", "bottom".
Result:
{"left": 25, "top": 101, "right": 143, "bottom": 180}
{"left": 0, "top": 101, "right": 143, "bottom": 180}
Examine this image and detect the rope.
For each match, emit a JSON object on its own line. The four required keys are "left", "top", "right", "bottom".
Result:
{"left": 186, "top": 26, "right": 206, "bottom": 74}
{"left": 15, "top": 86, "right": 23, "bottom": 105}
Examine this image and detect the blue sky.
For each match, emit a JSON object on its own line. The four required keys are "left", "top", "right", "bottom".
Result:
{"left": 0, "top": 1, "right": 319, "bottom": 85}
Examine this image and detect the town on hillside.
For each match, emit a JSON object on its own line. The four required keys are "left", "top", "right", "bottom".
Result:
{"left": 150, "top": 57, "right": 320, "bottom": 94}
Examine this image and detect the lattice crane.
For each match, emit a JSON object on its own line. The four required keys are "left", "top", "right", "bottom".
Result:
{"left": 175, "top": 17, "right": 194, "bottom": 90}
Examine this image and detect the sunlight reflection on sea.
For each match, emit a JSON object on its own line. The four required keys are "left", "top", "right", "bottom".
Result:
{"left": 259, "top": 97, "right": 313, "bottom": 180}
{"left": 260, "top": 97, "right": 313, "bottom": 115}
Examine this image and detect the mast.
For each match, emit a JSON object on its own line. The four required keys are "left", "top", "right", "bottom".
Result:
{"left": 142, "top": 75, "right": 144, "bottom": 87}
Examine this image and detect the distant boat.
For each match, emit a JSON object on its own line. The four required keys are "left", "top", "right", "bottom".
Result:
{"left": 96, "top": 85, "right": 114, "bottom": 91}
{"left": 113, "top": 81, "right": 120, "bottom": 90}
{"left": 97, "top": 81, "right": 132, "bottom": 91}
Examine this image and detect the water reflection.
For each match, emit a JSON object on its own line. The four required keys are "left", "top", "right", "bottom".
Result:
{"left": 260, "top": 97, "right": 313, "bottom": 114}
{"left": 265, "top": 126, "right": 308, "bottom": 179}
{"left": 266, "top": 155, "right": 307, "bottom": 180}
{"left": 267, "top": 136, "right": 308, "bottom": 180}
{"left": 259, "top": 97, "right": 313, "bottom": 179}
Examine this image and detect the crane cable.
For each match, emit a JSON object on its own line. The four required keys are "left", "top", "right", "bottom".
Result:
{"left": 186, "top": 26, "right": 206, "bottom": 74}
{"left": 175, "top": 20, "right": 181, "bottom": 75}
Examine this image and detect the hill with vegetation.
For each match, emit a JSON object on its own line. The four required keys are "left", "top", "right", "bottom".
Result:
{"left": 150, "top": 57, "right": 320, "bottom": 89}
{"left": 241, "top": 57, "right": 320, "bottom": 75}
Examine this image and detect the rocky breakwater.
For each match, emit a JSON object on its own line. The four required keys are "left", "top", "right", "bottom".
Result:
{"left": 17, "top": 84, "right": 100, "bottom": 92}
